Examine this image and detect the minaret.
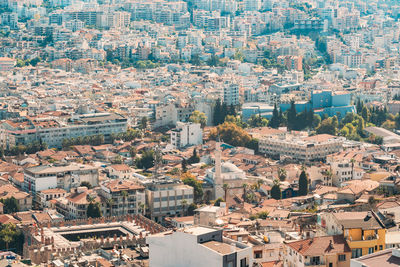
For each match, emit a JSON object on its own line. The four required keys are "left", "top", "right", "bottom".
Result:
{"left": 214, "top": 140, "right": 224, "bottom": 199}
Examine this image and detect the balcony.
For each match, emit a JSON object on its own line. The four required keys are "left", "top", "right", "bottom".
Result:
{"left": 305, "top": 262, "right": 326, "bottom": 266}
{"left": 347, "top": 234, "right": 379, "bottom": 243}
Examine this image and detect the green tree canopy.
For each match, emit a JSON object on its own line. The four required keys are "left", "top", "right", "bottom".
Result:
{"left": 298, "top": 170, "right": 308, "bottom": 196}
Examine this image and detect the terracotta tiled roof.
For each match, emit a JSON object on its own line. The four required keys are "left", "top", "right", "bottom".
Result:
{"left": 286, "top": 235, "right": 350, "bottom": 256}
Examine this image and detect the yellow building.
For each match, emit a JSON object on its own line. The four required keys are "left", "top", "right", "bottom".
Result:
{"left": 322, "top": 211, "right": 386, "bottom": 259}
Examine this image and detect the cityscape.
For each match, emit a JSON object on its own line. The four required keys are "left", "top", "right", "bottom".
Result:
{"left": 0, "top": 0, "right": 399, "bottom": 266}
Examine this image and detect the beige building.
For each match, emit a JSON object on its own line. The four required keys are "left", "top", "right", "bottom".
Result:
{"left": 259, "top": 133, "right": 344, "bottom": 161}
{"left": 144, "top": 179, "right": 194, "bottom": 222}
{"left": 99, "top": 179, "right": 145, "bottom": 216}
{"left": 284, "top": 235, "right": 351, "bottom": 267}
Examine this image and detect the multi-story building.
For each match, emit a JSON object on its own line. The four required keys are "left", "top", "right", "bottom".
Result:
{"left": 0, "top": 57, "right": 16, "bottom": 71}
{"left": 321, "top": 211, "right": 387, "bottom": 259}
{"left": 38, "top": 188, "right": 67, "bottom": 208}
{"left": 65, "top": 187, "right": 98, "bottom": 219}
{"left": 24, "top": 163, "right": 99, "bottom": 194}
{"left": 0, "top": 113, "right": 127, "bottom": 148}
{"left": 143, "top": 178, "right": 194, "bottom": 222}
{"left": 326, "top": 159, "right": 364, "bottom": 187}
{"left": 284, "top": 235, "right": 351, "bottom": 267}
{"left": 277, "top": 55, "right": 303, "bottom": 71}
{"left": 147, "top": 226, "right": 253, "bottom": 267}
{"left": 99, "top": 179, "right": 145, "bottom": 216}
{"left": 0, "top": 184, "right": 32, "bottom": 211}
{"left": 224, "top": 83, "right": 240, "bottom": 106}
{"left": 170, "top": 122, "right": 203, "bottom": 148}
{"left": 259, "top": 133, "right": 344, "bottom": 161}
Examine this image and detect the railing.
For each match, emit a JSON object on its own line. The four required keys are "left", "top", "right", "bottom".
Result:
{"left": 347, "top": 234, "right": 379, "bottom": 242}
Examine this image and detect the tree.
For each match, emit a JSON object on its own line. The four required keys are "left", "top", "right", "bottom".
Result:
{"left": 181, "top": 158, "right": 188, "bottom": 172}
{"left": 121, "top": 190, "right": 128, "bottom": 215}
{"left": 106, "top": 198, "right": 114, "bottom": 216}
{"left": 188, "top": 148, "right": 200, "bottom": 164}
{"left": 361, "top": 106, "right": 370, "bottom": 122}
{"left": 271, "top": 180, "right": 281, "bottom": 200}
{"left": 0, "top": 223, "right": 17, "bottom": 251}
{"left": 182, "top": 175, "right": 203, "bottom": 203}
{"left": 209, "top": 122, "right": 252, "bottom": 147}
{"left": 214, "top": 197, "right": 224, "bottom": 207}
{"left": 298, "top": 170, "right": 308, "bottom": 196}
{"left": 80, "top": 181, "right": 92, "bottom": 189}
{"left": 248, "top": 114, "right": 268, "bottom": 128}
{"left": 140, "top": 117, "right": 148, "bottom": 130}
{"left": 316, "top": 117, "right": 337, "bottom": 135}
{"left": 189, "top": 111, "right": 207, "bottom": 128}
{"left": 87, "top": 202, "right": 102, "bottom": 218}
{"left": 187, "top": 203, "right": 198, "bottom": 216}
{"left": 278, "top": 168, "right": 287, "bottom": 181}
{"left": 269, "top": 103, "right": 280, "bottom": 128}
{"left": 0, "top": 197, "right": 19, "bottom": 214}
{"left": 213, "top": 98, "right": 223, "bottom": 125}
{"left": 135, "top": 150, "right": 155, "bottom": 169}
{"left": 129, "top": 146, "right": 137, "bottom": 159}
{"left": 287, "top": 100, "right": 297, "bottom": 130}
{"left": 181, "top": 199, "right": 188, "bottom": 215}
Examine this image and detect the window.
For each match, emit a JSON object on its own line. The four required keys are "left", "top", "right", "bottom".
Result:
{"left": 329, "top": 264, "right": 333, "bottom": 267}
{"left": 351, "top": 248, "right": 362, "bottom": 258}
{"left": 368, "top": 247, "right": 374, "bottom": 254}
{"left": 379, "top": 245, "right": 383, "bottom": 250}
{"left": 240, "top": 258, "right": 247, "bottom": 267}
{"left": 338, "top": 254, "right": 346, "bottom": 261}
{"left": 254, "top": 251, "right": 262, "bottom": 259}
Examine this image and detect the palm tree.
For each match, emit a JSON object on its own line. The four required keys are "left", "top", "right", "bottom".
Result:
{"left": 139, "top": 203, "right": 146, "bottom": 216}
{"left": 0, "top": 223, "right": 15, "bottom": 251}
{"left": 181, "top": 199, "right": 188, "bottom": 216}
{"left": 106, "top": 198, "right": 114, "bottom": 217}
{"left": 87, "top": 194, "right": 95, "bottom": 204}
{"left": 121, "top": 190, "right": 128, "bottom": 216}
{"left": 278, "top": 168, "right": 287, "bottom": 181}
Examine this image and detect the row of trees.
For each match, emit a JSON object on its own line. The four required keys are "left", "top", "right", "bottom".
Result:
{"left": 213, "top": 99, "right": 237, "bottom": 126}
{"left": 62, "top": 134, "right": 104, "bottom": 149}
{"left": 1, "top": 141, "right": 47, "bottom": 157}
{"left": 269, "top": 101, "right": 321, "bottom": 130}
{"left": 110, "top": 128, "right": 142, "bottom": 143}
{"left": 271, "top": 170, "right": 309, "bottom": 200}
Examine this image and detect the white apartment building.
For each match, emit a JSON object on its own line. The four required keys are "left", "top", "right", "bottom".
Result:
{"left": 147, "top": 226, "right": 252, "bottom": 267}
{"left": 38, "top": 188, "right": 67, "bottom": 208}
{"left": 155, "top": 103, "right": 194, "bottom": 128}
{"left": 224, "top": 83, "right": 240, "bottom": 106}
{"left": 99, "top": 179, "right": 145, "bottom": 216}
{"left": 24, "top": 163, "right": 99, "bottom": 194}
{"left": 326, "top": 159, "right": 364, "bottom": 187}
{"left": 259, "top": 133, "right": 344, "bottom": 161}
{"left": 0, "top": 113, "right": 128, "bottom": 148}
{"left": 170, "top": 122, "right": 203, "bottom": 148}
{"left": 143, "top": 178, "right": 194, "bottom": 222}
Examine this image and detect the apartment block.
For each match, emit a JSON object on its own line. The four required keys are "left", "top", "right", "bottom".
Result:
{"left": 143, "top": 178, "right": 194, "bottom": 222}
{"left": 99, "top": 179, "right": 145, "bottom": 216}
{"left": 259, "top": 133, "right": 344, "bottom": 161}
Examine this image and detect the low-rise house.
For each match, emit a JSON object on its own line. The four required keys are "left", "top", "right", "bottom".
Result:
{"left": 321, "top": 211, "right": 387, "bottom": 258}
{"left": 107, "top": 164, "right": 133, "bottom": 179}
{"left": 284, "top": 235, "right": 351, "bottom": 267}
